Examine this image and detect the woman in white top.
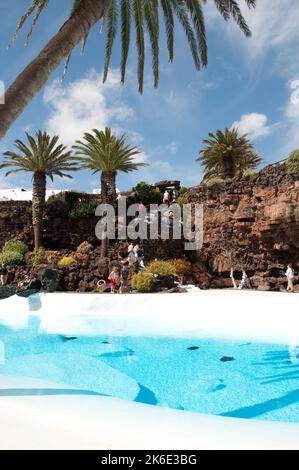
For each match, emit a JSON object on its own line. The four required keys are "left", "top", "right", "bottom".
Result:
{"left": 286, "top": 264, "right": 295, "bottom": 292}
{"left": 133, "top": 243, "right": 139, "bottom": 257}
{"left": 128, "top": 242, "right": 134, "bottom": 254}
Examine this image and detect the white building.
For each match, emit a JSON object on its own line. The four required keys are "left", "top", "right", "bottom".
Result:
{"left": 0, "top": 188, "right": 65, "bottom": 202}
{"left": 0, "top": 188, "right": 121, "bottom": 202}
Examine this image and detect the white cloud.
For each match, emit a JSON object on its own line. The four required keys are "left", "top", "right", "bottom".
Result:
{"left": 283, "top": 82, "right": 299, "bottom": 151}
{"left": 43, "top": 69, "right": 134, "bottom": 146}
{"left": 232, "top": 113, "right": 271, "bottom": 139}
{"left": 205, "top": 0, "right": 299, "bottom": 76}
{"left": 165, "top": 141, "right": 178, "bottom": 154}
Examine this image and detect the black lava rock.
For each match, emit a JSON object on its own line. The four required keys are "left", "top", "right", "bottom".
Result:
{"left": 220, "top": 356, "right": 235, "bottom": 362}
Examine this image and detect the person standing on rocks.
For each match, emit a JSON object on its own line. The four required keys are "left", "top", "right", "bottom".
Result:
{"left": 109, "top": 266, "right": 120, "bottom": 294}
{"left": 163, "top": 190, "right": 170, "bottom": 204}
{"left": 120, "top": 263, "right": 129, "bottom": 294}
{"left": 128, "top": 242, "right": 134, "bottom": 254}
{"left": 0, "top": 264, "right": 8, "bottom": 286}
{"left": 286, "top": 264, "right": 295, "bottom": 292}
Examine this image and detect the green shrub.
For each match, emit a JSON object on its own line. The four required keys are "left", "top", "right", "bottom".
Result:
{"left": 243, "top": 169, "right": 256, "bottom": 177}
{"left": 171, "top": 258, "right": 192, "bottom": 276}
{"left": 76, "top": 241, "right": 93, "bottom": 254}
{"left": 31, "top": 248, "right": 47, "bottom": 266}
{"left": 133, "top": 182, "right": 162, "bottom": 205}
{"left": 206, "top": 177, "right": 226, "bottom": 187}
{"left": 286, "top": 150, "right": 299, "bottom": 175}
{"left": 46, "top": 199, "right": 70, "bottom": 217}
{"left": 147, "top": 260, "right": 176, "bottom": 276}
{"left": 57, "top": 256, "right": 75, "bottom": 267}
{"left": 3, "top": 240, "right": 29, "bottom": 255}
{"left": 131, "top": 272, "right": 155, "bottom": 293}
{"left": 175, "top": 195, "right": 188, "bottom": 210}
{"left": 179, "top": 186, "right": 188, "bottom": 195}
{"left": 46, "top": 250, "right": 61, "bottom": 265}
{"left": 69, "top": 202, "right": 97, "bottom": 219}
{"left": 0, "top": 250, "right": 23, "bottom": 266}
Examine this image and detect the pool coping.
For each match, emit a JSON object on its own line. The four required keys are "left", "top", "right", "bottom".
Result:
{"left": 1, "top": 290, "right": 299, "bottom": 449}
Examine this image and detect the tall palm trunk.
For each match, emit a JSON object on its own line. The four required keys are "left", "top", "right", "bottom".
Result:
{"left": 223, "top": 156, "right": 235, "bottom": 179}
{"left": 32, "top": 172, "right": 46, "bottom": 250}
{"left": 0, "top": 0, "right": 111, "bottom": 139}
{"left": 100, "top": 170, "right": 116, "bottom": 257}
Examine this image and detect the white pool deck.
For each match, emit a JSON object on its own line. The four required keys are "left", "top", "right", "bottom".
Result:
{"left": 0, "top": 290, "right": 299, "bottom": 450}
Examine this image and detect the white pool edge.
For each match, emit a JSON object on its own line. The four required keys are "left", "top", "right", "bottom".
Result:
{"left": 1, "top": 291, "right": 299, "bottom": 450}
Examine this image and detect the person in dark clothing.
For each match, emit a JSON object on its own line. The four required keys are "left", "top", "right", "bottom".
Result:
{"left": 120, "top": 263, "right": 129, "bottom": 293}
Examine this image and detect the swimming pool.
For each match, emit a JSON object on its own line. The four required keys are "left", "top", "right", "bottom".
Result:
{"left": 1, "top": 315, "right": 299, "bottom": 424}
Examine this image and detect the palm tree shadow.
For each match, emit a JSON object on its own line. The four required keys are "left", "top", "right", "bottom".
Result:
{"left": 222, "top": 348, "right": 299, "bottom": 419}
{"left": 254, "top": 349, "right": 299, "bottom": 385}
{"left": 220, "top": 388, "right": 299, "bottom": 419}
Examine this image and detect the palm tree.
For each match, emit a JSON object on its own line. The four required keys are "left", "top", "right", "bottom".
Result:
{"left": 197, "top": 128, "right": 262, "bottom": 181}
{"left": 73, "top": 127, "right": 147, "bottom": 257}
{"left": 0, "top": 0, "right": 257, "bottom": 139}
{"left": 0, "top": 131, "right": 79, "bottom": 250}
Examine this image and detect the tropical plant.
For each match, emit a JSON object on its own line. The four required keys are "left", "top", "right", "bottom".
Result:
{"left": 286, "top": 150, "right": 299, "bottom": 176}
{"left": 179, "top": 186, "right": 188, "bottom": 195}
{"left": 0, "top": 0, "right": 257, "bottom": 139}
{"left": 133, "top": 181, "right": 162, "bottom": 205}
{"left": 46, "top": 198, "right": 70, "bottom": 217}
{"left": 57, "top": 256, "right": 76, "bottom": 267}
{"left": 197, "top": 128, "right": 262, "bottom": 181}
{"left": 206, "top": 177, "right": 226, "bottom": 186}
{"left": 73, "top": 127, "right": 147, "bottom": 257}
{"left": 131, "top": 271, "right": 155, "bottom": 293}
{"left": 31, "top": 248, "right": 47, "bottom": 266}
{"left": 0, "top": 131, "right": 78, "bottom": 250}
{"left": 147, "top": 259, "right": 175, "bottom": 276}
{"left": 76, "top": 241, "right": 94, "bottom": 254}
{"left": 171, "top": 258, "right": 191, "bottom": 276}
{"left": 243, "top": 168, "right": 256, "bottom": 177}
{"left": 3, "top": 240, "right": 29, "bottom": 255}
{"left": 0, "top": 250, "right": 24, "bottom": 266}
{"left": 69, "top": 201, "right": 97, "bottom": 219}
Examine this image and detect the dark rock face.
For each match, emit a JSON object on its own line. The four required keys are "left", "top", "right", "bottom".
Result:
{"left": 0, "top": 286, "right": 16, "bottom": 299}
{"left": 42, "top": 268, "right": 60, "bottom": 292}
{"left": 0, "top": 163, "right": 297, "bottom": 293}
{"left": 187, "top": 163, "right": 299, "bottom": 290}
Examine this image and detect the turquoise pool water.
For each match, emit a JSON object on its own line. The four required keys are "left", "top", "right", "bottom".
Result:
{"left": 1, "top": 317, "right": 299, "bottom": 423}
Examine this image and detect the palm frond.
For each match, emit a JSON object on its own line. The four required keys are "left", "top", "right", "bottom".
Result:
{"left": 144, "top": 0, "right": 159, "bottom": 87}
{"left": 160, "top": 0, "right": 174, "bottom": 63}
{"left": 186, "top": 0, "right": 207, "bottom": 67}
{"left": 73, "top": 127, "right": 147, "bottom": 173}
{"left": 9, "top": 0, "right": 49, "bottom": 47}
{"left": 120, "top": 0, "right": 131, "bottom": 84}
{"left": 10, "top": 0, "right": 257, "bottom": 93}
{"left": 169, "top": 0, "right": 201, "bottom": 70}
{"left": 103, "top": 0, "right": 118, "bottom": 83}
{"left": 197, "top": 127, "right": 262, "bottom": 180}
{"left": 133, "top": 0, "right": 145, "bottom": 93}
{"left": 1, "top": 130, "right": 79, "bottom": 179}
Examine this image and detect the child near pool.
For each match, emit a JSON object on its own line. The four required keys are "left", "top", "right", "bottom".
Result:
{"left": 109, "top": 266, "right": 120, "bottom": 293}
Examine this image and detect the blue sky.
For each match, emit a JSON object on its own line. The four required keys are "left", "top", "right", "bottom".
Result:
{"left": 0, "top": 0, "right": 299, "bottom": 191}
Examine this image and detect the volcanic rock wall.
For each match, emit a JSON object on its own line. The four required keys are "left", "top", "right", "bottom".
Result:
{"left": 0, "top": 162, "right": 298, "bottom": 290}
{"left": 187, "top": 163, "right": 299, "bottom": 289}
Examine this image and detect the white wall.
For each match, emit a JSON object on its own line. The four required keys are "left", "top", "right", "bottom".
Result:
{"left": 1, "top": 290, "right": 298, "bottom": 344}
